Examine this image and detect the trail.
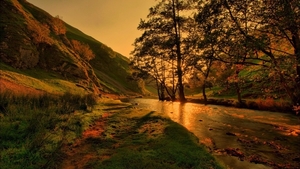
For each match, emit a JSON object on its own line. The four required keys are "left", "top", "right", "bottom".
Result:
{"left": 61, "top": 113, "right": 110, "bottom": 169}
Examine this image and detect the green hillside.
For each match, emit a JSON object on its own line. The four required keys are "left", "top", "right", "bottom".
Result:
{"left": 0, "top": 0, "right": 143, "bottom": 96}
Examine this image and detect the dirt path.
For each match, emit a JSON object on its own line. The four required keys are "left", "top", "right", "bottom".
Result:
{"left": 60, "top": 113, "right": 110, "bottom": 169}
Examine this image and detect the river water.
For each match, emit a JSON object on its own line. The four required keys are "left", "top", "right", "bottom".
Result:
{"left": 128, "top": 98, "right": 300, "bottom": 169}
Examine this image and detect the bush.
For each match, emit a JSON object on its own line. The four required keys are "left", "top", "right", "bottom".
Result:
{"left": 71, "top": 40, "right": 95, "bottom": 61}
{"left": 52, "top": 15, "right": 66, "bottom": 35}
{"left": 253, "top": 97, "right": 292, "bottom": 112}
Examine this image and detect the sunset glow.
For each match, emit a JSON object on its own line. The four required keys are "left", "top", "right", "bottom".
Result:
{"left": 27, "top": 0, "right": 156, "bottom": 57}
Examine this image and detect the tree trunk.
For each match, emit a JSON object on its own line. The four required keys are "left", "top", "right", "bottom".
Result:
{"left": 172, "top": 0, "right": 185, "bottom": 102}
{"left": 156, "top": 79, "right": 165, "bottom": 101}
{"left": 160, "top": 82, "right": 165, "bottom": 101}
{"left": 235, "top": 82, "right": 242, "bottom": 105}
{"left": 285, "top": 0, "right": 300, "bottom": 105}
{"left": 235, "top": 66, "right": 243, "bottom": 105}
{"left": 291, "top": 29, "right": 300, "bottom": 105}
{"left": 156, "top": 79, "right": 161, "bottom": 100}
{"left": 202, "top": 81, "right": 207, "bottom": 103}
{"left": 202, "top": 59, "right": 213, "bottom": 103}
{"left": 177, "top": 60, "right": 185, "bottom": 102}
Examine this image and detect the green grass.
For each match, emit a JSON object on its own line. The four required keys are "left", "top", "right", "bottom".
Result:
{"left": 0, "top": 62, "right": 61, "bottom": 80}
{"left": 2, "top": 0, "right": 143, "bottom": 97}
{"left": 0, "top": 92, "right": 223, "bottom": 169}
{"left": 0, "top": 92, "right": 99, "bottom": 169}
{"left": 0, "top": 64, "right": 89, "bottom": 95}
{"left": 65, "top": 23, "right": 143, "bottom": 95}
{"left": 82, "top": 109, "right": 223, "bottom": 169}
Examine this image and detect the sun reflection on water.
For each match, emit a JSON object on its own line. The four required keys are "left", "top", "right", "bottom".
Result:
{"left": 164, "top": 102, "right": 214, "bottom": 130}
{"left": 131, "top": 98, "right": 300, "bottom": 169}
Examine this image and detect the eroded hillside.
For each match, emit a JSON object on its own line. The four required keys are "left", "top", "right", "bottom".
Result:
{"left": 0, "top": 0, "right": 143, "bottom": 96}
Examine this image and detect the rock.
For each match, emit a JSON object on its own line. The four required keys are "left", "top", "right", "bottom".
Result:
{"left": 226, "top": 132, "right": 236, "bottom": 136}
{"left": 224, "top": 148, "right": 245, "bottom": 160}
{"left": 292, "top": 157, "right": 300, "bottom": 162}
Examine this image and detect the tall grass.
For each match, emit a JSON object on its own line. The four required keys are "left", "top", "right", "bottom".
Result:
{"left": 0, "top": 92, "right": 98, "bottom": 169}
{"left": 245, "top": 98, "right": 292, "bottom": 112}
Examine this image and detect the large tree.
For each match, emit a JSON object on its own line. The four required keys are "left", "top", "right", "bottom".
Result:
{"left": 223, "top": 0, "right": 300, "bottom": 105}
{"left": 131, "top": 0, "right": 196, "bottom": 102}
{"left": 195, "top": 0, "right": 300, "bottom": 106}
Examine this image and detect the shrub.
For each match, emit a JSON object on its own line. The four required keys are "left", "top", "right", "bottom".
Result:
{"left": 255, "top": 97, "right": 275, "bottom": 110}
{"left": 71, "top": 40, "right": 95, "bottom": 61}
{"left": 27, "top": 19, "right": 53, "bottom": 45}
{"left": 52, "top": 15, "right": 66, "bottom": 35}
{"left": 293, "top": 104, "right": 300, "bottom": 115}
{"left": 253, "top": 97, "right": 292, "bottom": 112}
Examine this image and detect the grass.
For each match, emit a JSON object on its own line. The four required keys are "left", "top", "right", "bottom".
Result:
{"left": 2, "top": 0, "right": 142, "bottom": 97}
{"left": 79, "top": 109, "right": 223, "bottom": 169}
{"left": 0, "top": 66, "right": 88, "bottom": 95}
{"left": 0, "top": 92, "right": 99, "bottom": 169}
{"left": 65, "top": 23, "right": 143, "bottom": 94}
{"left": 0, "top": 92, "right": 223, "bottom": 169}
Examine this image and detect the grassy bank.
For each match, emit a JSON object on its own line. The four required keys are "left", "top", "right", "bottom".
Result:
{"left": 62, "top": 108, "right": 223, "bottom": 169}
{"left": 0, "top": 92, "right": 223, "bottom": 169}
{"left": 186, "top": 97, "right": 294, "bottom": 113}
{"left": 0, "top": 92, "right": 99, "bottom": 169}
{"left": 184, "top": 80, "right": 298, "bottom": 114}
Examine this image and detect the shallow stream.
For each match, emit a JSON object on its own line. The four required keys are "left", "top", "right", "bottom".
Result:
{"left": 128, "top": 98, "right": 300, "bottom": 169}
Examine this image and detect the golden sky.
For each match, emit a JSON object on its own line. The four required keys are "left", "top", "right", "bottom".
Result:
{"left": 27, "top": 0, "right": 156, "bottom": 57}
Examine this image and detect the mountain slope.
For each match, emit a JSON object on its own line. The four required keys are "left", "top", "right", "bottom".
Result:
{"left": 0, "top": 0, "right": 143, "bottom": 96}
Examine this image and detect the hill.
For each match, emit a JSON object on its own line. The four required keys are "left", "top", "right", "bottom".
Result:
{"left": 0, "top": 0, "right": 144, "bottom": 96}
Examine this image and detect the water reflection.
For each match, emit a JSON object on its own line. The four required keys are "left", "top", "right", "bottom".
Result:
{"left": 148, "top": 101, "right": 195, "bottom": 129}
{"left": 130, "top": 98, "right": 300, "bottom": 169}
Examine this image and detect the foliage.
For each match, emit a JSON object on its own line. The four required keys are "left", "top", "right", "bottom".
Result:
{"left": 131, "top": 0, "right": 198, "bottom": 101}
{"left": 194, "top": 0, "right": 300, "bottom": 105}
{"left": 27, "top": 20, "right": 53, "bottom": 45}
{"left": 71, "top": 40, "right": 95, "bottom": 61}
{"left": 0, "top": 92, "right": 98, "bottom": 169}
{"left": 129, "top": 0, "right": 300, "bottom": 112}
{"left": 52, "top": 15, "right": 66, "bottom": 35}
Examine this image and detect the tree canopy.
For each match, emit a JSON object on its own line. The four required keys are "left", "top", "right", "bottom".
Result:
{"left": 131, "top": 0, "right": 300, "bottom": 108}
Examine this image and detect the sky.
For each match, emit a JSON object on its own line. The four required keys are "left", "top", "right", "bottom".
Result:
{"left": 27, "top": 0, "right": 156, "bottom": 57}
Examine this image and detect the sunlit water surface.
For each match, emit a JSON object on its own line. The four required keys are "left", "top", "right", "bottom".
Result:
{"left": 128, "top": 98, "right": 300, "bottom": 169}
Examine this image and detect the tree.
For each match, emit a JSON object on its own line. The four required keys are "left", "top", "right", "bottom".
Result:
{"left": 187, "top": 0, "right": 227, "bottom": 102}
{"left": 131, "top": 0, "right": 196, "bottom": 102}
{"left": 194, "top": 0, "right": 300, "bottom": 107}
{"left": 223, "top": 0, "right": 300, "bottom": 105}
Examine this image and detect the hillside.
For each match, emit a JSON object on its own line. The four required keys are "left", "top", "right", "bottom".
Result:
{"left": 0, "top": 0, "right": 143, "bottom": 96}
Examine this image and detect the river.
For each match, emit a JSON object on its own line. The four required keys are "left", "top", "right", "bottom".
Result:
{"left": 128, "top": 98, "right": 300, "bottom": 169}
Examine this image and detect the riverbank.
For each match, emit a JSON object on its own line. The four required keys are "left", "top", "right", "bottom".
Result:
{"left": 128, "top": 98, "right": 300, "bottom": 169}
{"left": 60, "top": 104, "right": 223, "bottom": 168}
{"left": 114, "top": 92, "right": 295, "bottom": 114}
{"left": 185, "top": 97, "right": 295, "bottom": 114}
{"left": 0, "top": 93, "right": 223, "bottom": 169}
